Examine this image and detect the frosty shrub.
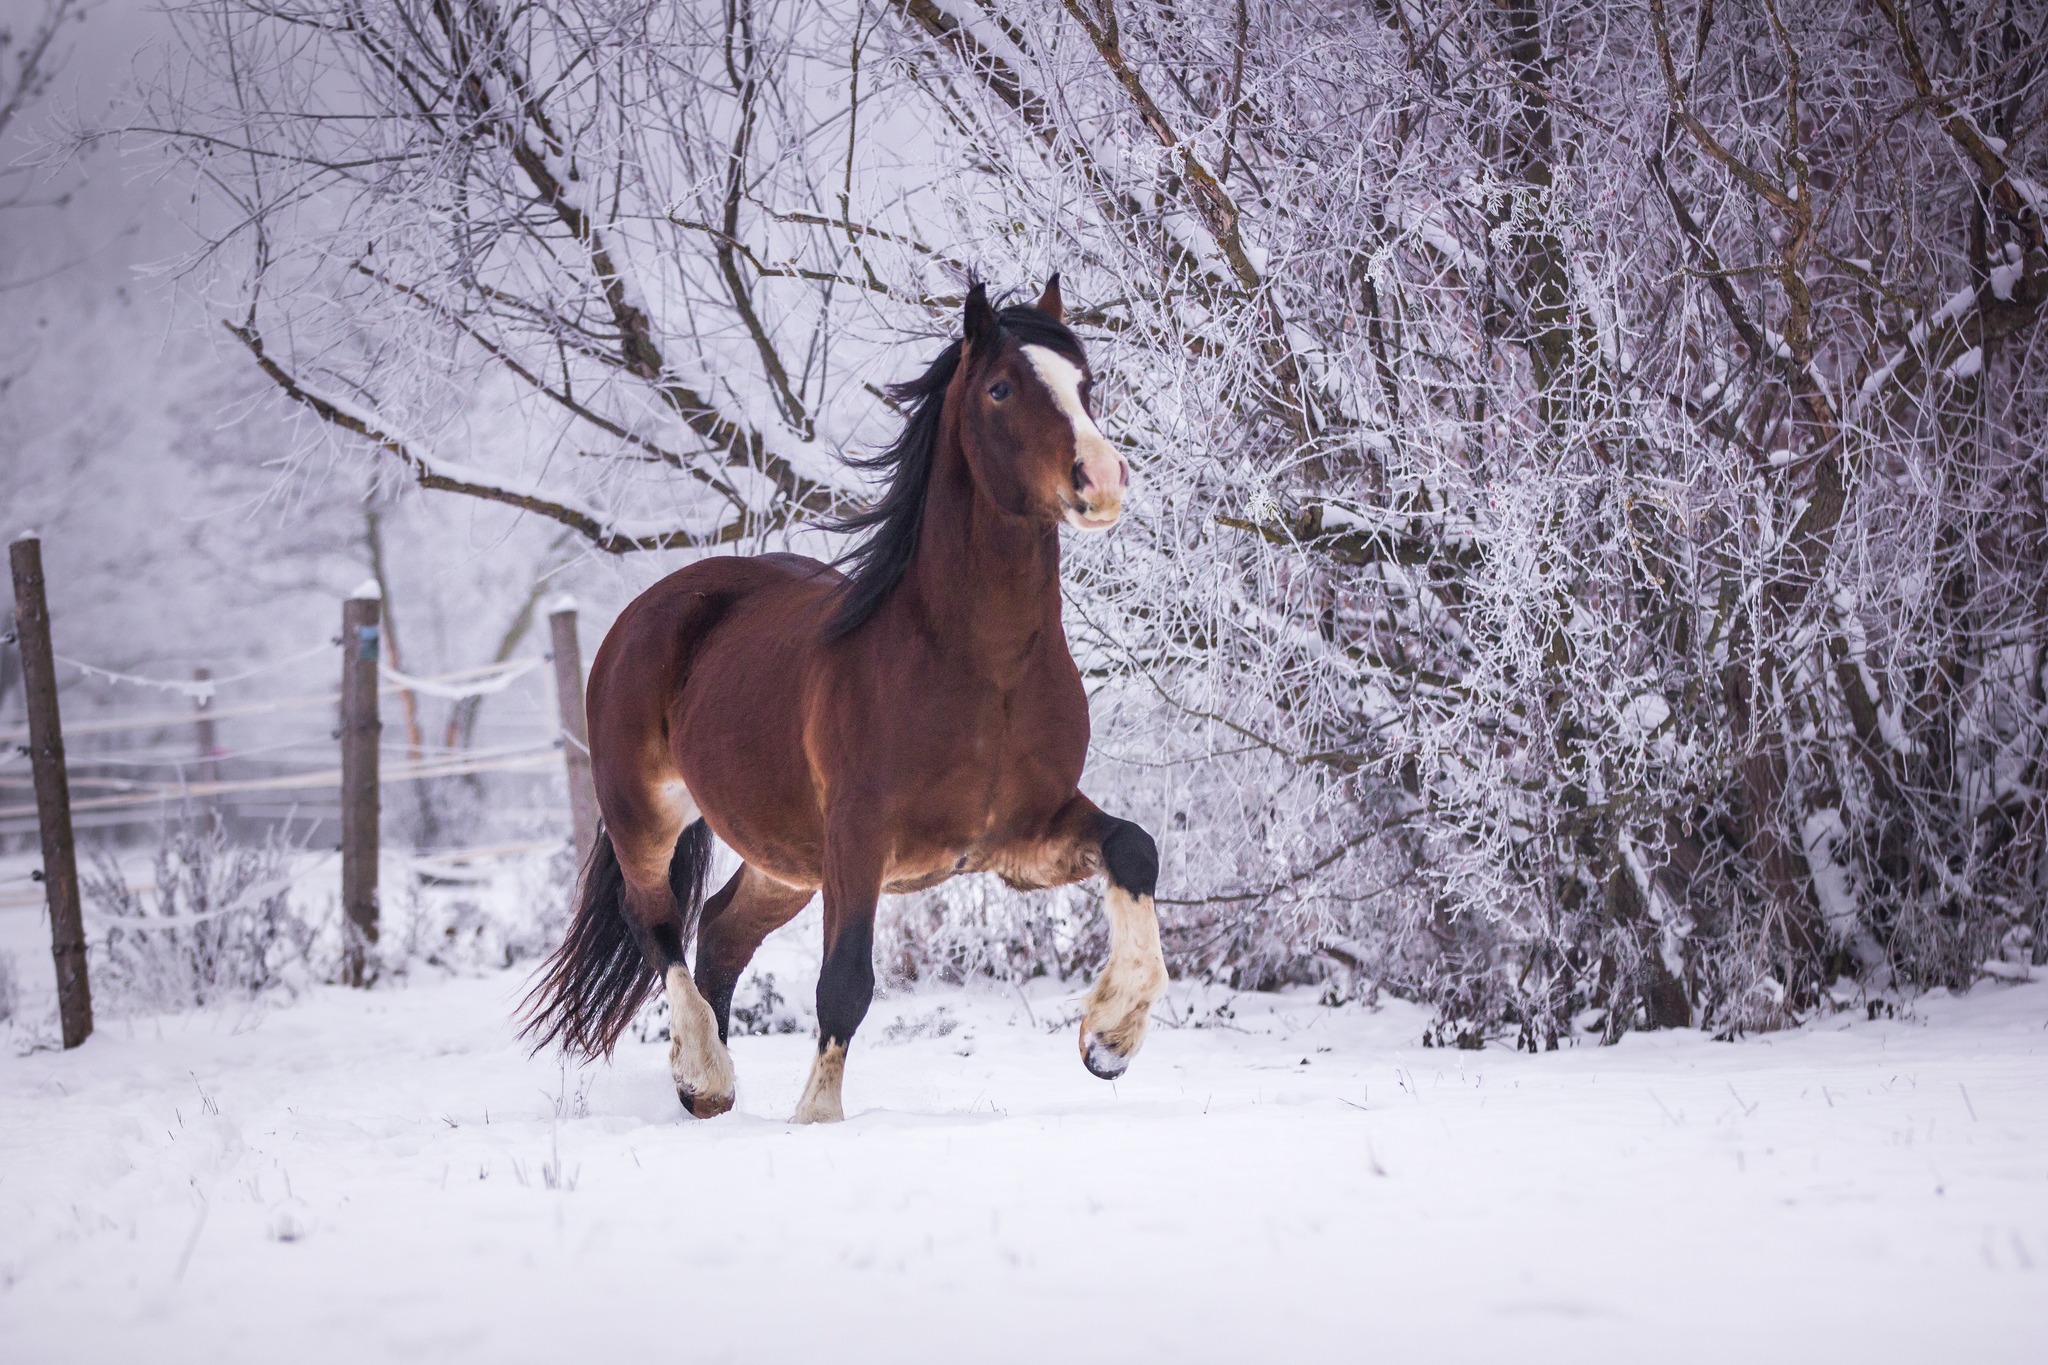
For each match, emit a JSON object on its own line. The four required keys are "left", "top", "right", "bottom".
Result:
{"left": 880, "top": 1006, "right": 959, "bottom": 1043}
{"left": 631, "top": 968, "right": 811, "bottom": 1043}
{"left": 155, "top": 0, "right": 2048, "bottom": 1040}
{"left": 728, "top": 972, "right": 809, "bottom": 1037}
{"left": 0, "top": 951, "right": 17, "bottom": 1026}
{"left": 391, "top": 843, "right": 578, "bottom": 976}
{"left": 84, "top": 824, "right": 317, "bottom": 1012}
{"left": 878, "top": 880, "right": 1100, "bottom": 988}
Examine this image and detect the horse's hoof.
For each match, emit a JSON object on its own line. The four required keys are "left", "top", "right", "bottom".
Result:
{"left": 679, "top": 1087, "right": 735, "bottom": 1118}
{"left": 789, "top": 1101, "right": 843, "bottom": 1125}
{"left": 1080, "top": 1032, "right": 1132, "bottom": 1080}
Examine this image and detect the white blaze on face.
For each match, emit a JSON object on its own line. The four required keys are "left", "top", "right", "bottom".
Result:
{"left": 1021, "top": 345, "right": 1126, "bottom": 530}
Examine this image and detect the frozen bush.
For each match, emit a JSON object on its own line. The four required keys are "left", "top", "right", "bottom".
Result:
{"left": 878, "top": 880, "right": 1096, "bottom": 988}
{"left": 629, "top": 967, "right": 811, "bottom": 1044}
{"left": 391, "top": 843, "right": 578, "bottom": 976}
{"left": 729, "top": 972, "right": 808, "bottom": 1037}
{"left": 84, "top": 824, "right": 317, "bottom": 1012}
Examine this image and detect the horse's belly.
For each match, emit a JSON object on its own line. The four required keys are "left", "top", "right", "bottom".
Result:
{"left": 883, "top": 866, "right": 958, "bottom": 894}
{"left": 877, "top": 771, "right": 1074, "bottom": 893}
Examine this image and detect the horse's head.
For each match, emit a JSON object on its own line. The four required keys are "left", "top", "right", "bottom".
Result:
{"left": 956, "top": 278, "right": 1127, "bottom": 532}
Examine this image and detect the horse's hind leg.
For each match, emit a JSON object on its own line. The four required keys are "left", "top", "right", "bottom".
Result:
{"left": 694, "top": 865, "right": 816, "bottom": 1042}
{"left": 605, "top": 783, "right": 736, "bottom": 1117}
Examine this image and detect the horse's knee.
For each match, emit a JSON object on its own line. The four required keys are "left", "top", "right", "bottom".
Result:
{"left": 1101, "top": 819, "right": 1158, "bottom": 898}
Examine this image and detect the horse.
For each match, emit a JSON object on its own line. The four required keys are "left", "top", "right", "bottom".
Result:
{"left": 521, "top": 278, "right": 1167, "bottom": 1123}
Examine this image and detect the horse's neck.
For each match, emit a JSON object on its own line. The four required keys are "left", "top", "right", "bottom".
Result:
{"left": 900, "top": 438, "right": 1064, "bottom": 677}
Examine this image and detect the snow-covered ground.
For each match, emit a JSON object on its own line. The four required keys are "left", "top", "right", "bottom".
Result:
{"left": 2, "top": 898, "right": 2045, "bottom": 1363}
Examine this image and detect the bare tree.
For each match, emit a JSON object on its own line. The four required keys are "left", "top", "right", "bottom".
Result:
{"left": 147, "top": 0, "right": 989, "bottom": 551}
{"left": 0, "top": 0, "right": 84, "bottom": 188}
{"left": 882, "top": 0, "right": 2048, "bottom": 1035}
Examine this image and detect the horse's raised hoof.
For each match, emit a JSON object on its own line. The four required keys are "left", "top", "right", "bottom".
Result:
{"left": 1080, "top": 1031, "right": 1133, "bottom": 1080}
{"left": 679, "top": 1086, "right": 736, "bottom": 1119}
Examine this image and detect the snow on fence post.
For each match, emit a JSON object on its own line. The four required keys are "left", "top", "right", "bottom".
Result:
{"left": 340, "top": 582, "right": 382, "bottom": 986}
{"left": 7, "top": 534, "right": 93, "bottom": 1047}
{"left": 547, "top": 595, "right": 600, "bottom": 860}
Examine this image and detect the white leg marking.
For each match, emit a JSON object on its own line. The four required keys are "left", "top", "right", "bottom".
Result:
{"left": 791, "top": 1041, "right": 847, "bottom": 1125}
{"left": 1080, "top": 887, "right": 1168, "bottom": 1079}
{"left": 667, "top": 965, "right": 736, "bottom": 1117}
{"left": 1021, "top": 344, "right": 1125, "bottom": 530}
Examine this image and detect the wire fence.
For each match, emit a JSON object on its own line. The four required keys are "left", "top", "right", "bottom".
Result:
{"left": 1, "top": 645, "right": 576, "bottom": 833}
{"left": 6, "top": 541, "right": 603, "bottom": 1038}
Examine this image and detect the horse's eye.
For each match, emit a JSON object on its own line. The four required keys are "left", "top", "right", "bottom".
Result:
{"left": 988, "top": 380, "right": 1012, "bottom": 401}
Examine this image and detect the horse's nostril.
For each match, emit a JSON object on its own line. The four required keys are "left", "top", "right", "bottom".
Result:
{"left": 1072, "top": 458, "right": 1091, "bottom": 492}
{"left": 1117, "top": 459, "right": 1129, "bottom": 489}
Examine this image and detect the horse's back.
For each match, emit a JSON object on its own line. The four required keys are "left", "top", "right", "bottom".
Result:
{"left": 590, "top": 552, "right": 837, "bottom": 737}
{"left": 602, "top": 551, "right": 833, "bottom": 650}
{"left": 672, "top": 550, "right": 840, "bottom": 593}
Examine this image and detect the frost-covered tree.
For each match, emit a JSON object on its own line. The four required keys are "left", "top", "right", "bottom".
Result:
{"left": 149, "top": 0, "right": 2048, "bottom": 1037}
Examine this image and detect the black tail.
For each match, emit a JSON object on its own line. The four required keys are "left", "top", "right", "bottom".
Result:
{"left": 519, "top": 820, "right": 715, "bottom": 1059}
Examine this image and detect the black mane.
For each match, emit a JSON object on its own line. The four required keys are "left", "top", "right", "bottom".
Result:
{"left": 821, "top": 303, "right": 1086, "bottom": 640}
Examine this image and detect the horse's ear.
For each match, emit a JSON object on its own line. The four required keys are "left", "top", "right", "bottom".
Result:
{"left": 963, "top": 280, "right": 997, "bottom": 352}
{"left": 1032, "top": 273, "right": 1064, "bottom": 324}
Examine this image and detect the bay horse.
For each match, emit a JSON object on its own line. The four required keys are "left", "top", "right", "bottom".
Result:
{"left": 522, "top": 278, "right": 1167, "bottom": 1123}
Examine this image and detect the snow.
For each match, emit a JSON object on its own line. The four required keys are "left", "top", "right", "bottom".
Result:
{"left": 1619, "top": 691, "right": 1672, "bottom": 738}
{"left": 1799, "top": 806, "right": 1862, "bottom": 937}
{"left": 2011, "top": 174, "right": 2048, "bottom": 220}
{"left": 1618, "top": 831, "right": 1689, "bottom": 978}
{"left": 346, "top": 578, "right": 382, "bottom": 602}
{"left": 1991, "top": 243, "right": 2026, "bottom": 302}
{"left": 3, "top": 918, "right": 2046, "bottom": 1361}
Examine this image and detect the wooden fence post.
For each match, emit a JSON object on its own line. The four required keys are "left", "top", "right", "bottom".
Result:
{"left": 340, "top": 583, "right": 382, "bottom": 986}
{"left": 193, "top": 666, "right": 220, "bottom": 826}
{"left": 547, "top": 596, "right": 600, "bottom": 859}
{"left": 8, "top": 535, "right": 92, "bottom": 1047}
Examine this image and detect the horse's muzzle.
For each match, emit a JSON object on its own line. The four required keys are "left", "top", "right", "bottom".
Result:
{"left": 1064, "top": 452, "right": 1128, "bottom": 530}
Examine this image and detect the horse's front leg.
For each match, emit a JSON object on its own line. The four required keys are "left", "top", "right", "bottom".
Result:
{"left": 1016, "top": 797, "right": 1168, "bottom": 1079}
{"left": 1077, "top": 811, "right": 1166, "bottom": 1079}
{"left": 792, "top": 829, "right": 883, "bottom": 1124}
